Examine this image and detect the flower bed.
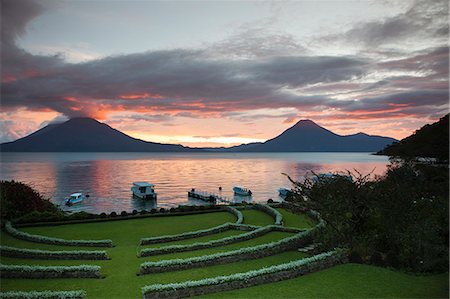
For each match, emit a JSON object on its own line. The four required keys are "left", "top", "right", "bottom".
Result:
{"left": 0, "top": 264, "right": 102, "bottom": 279}
{"left": 0, "top": 246, "right": 109, "bottom": 260}
{"left": 142, "top": 249, "right": 348, "bottom": 298}
{"left": 0, "top": 290, "right": 86, "bottom": 299}
{"left": 223, "top": 206, "right": 244, "bottom": 224}
{"left": 253, "top": 204, "right": 283, "bottom": 225}
{"left": 139, "top": 229, "right": 314, "bottom": 274}
{"left": 5, "top": 222, "right": 113, "bottom": 248}
{"left": 140, "top": 226, "right": 274, "bottom": 257}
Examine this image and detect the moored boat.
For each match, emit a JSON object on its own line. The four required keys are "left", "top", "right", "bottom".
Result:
{"left": 278, "top": 187, "right": 292, "bottom": 197}
{"left": 233, "top": 186, "right": 252, "bottom": 196}
{"left": 131, "top": 182, "right": 157, "bottom": 200}
{"left": 65, "top": 193, "right": 86, "bottom": 206}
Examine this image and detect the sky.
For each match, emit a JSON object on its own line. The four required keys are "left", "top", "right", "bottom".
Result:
{"left": 1, "top": 0, "right": 449, "bottom": 147}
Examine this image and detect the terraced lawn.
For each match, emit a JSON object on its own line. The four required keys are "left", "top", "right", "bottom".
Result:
{"left": 1, "top": 208, "right": 447, "bottom": 299}
{"left": 240, "top": 209, "right": 274, "bottom": 226}
{"left": 200, "top": 263, "right": 449, "bottom": 298}
{"left": 276, "top": 208, "right": 315, "bottom": 228}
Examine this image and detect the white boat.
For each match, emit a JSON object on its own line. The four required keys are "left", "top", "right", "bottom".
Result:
{"left": 278, "top": 187, "right": 292, "bottom": 197}
{"left": 313, "top": 173, "right": 352, "bottom": 183}
{"left": 65, "top": 193, "right": 86, "bottom": 206}
{"left": 233, "top": 186, "right": 252, "bottom": 196}
{"left": 131, "top": 182, "right": 157, "bottom": 200}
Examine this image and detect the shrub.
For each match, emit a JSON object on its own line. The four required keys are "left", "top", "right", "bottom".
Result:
{"left": 348, "top": 251, "right": 363, "bottom": 263}
{"left": 142, "top": 249, "right": 346, "bottom": 294}
{"left": 0, "top": 290, "right": 86, "bottom": 299}
{"left": 370, "top": 251, "right": 384, "bottom": 266}
{"left": 0, "top": 246, "right": 109, "bottom": 260}
{"left": 0, "top": 264, "right": 102, "bottom": 279}
{"left": 254, "top": 204, "right": 283, "bottom": 225}
{"left": 0, "top": 181, "right": 61, "bottom": 223}
{"left": 5, "top": 222, "right": 113, "bottom": 247}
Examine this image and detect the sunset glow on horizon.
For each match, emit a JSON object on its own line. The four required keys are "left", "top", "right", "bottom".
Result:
{"left": 1, "top": 0, "right": 448, "bottom": 147}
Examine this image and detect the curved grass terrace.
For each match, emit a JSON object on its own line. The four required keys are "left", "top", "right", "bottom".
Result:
{"left": 1, "top": 207, "right": 447, "bottom": 299}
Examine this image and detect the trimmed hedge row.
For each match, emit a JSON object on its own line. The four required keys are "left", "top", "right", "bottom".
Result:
{"left": 0, "top": 264, "right": 102, "bottom": 279}
{"left": 223, "top": 206, "right": 244, "bottom": 224}
{"left": 0, "top": 246, "right": 109, "bottom": 260}
{"left": 142, "top": 249, "right": 348, "bottom": 298}
{"left": 5, "top": 222, "right": 113, "bottom": 247}
{"left": 139, "top": 228, "right": 315, "bottom": 274}
{"left": 0, "top": 290, "right": 86, "bottom": 299}
{"left": 140, "top": 223, "right": 259, "bottom": 245}
{"left": 139, "top": 225, "right": 304, "bottom": 257}
{"left": 140, "top": 225, "right": 274, "bottom": 257}
{"left": 253, "top": 204, "right": 283, "bottom": 225}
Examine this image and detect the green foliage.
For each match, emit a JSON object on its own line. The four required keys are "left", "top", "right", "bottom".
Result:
{"left": 0, "top": 181, "right": 61, "bottom": 222}
{"left": 5, "top": 222, "right": 113, "bottom": 247}
{"left": 142, "top": 249, "right": 344, "bottom": 294}
{"left": 378, "top": 114, "right": 449, "bottom": 161}
{"left": 286, "top": 163, "right": 449, "bottom": 272}
{"left": 0, "top": 245, "right": 108, "bottom": 260}
{"left": 0, "top": 290, "right": 86, "bottom": 299}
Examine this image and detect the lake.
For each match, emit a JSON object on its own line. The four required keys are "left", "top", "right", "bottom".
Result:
{"left": 0, "top": 152, "right": 390, "bottom": 214}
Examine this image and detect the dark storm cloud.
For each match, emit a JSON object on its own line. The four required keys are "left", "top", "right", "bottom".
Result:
{"left": 332, "top": 0, "right": 448, "bottom": 48}
{"left": 1, "top": 0, "right": 448, "bottom": 123}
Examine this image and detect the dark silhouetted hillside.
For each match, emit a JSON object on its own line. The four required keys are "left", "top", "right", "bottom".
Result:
{"left": 377, "top": 114, "right": 449, "bottom": 161}
{"left": 0, "top": 118, "right": 197, "bottom": 152}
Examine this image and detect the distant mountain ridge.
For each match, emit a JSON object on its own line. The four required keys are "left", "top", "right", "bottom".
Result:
{"left": 0, "top": 117, "right": 397, "bottom": 152}
{"left": 0, "top": 118, "right": 196, "bottom": 152}
{"left": 240, "top": 119, "right": 397, "bottom": 152}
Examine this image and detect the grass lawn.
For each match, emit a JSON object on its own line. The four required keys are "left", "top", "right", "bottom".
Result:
{"left": 1, "top": 210, "right": 447, "bottom": 299}
{"left": 240, "top": 209, "right": 274, "bottom": 226}
{"left": 200, "top": 263, "right": 449, "bottom": 298}
{"left": 276, "top": 208, "right": 315, "bottom": 228}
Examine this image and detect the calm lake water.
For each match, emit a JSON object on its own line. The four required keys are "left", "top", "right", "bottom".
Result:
{"left": 0, "top": 152, "right": 390, "bottom": 214}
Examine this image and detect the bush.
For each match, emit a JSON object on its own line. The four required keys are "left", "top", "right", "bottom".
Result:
{"left": 1, "top": 181, "right": 61, "bottom": 223}
{"left": 0, "top": 264, "right": 102, "bottom": 279}
{"left": 370, "top": 251, "right": 383, "bottom": 266}
{"left": 0, "top": 245, "right": 109, "bottom": 260}
{"left": 348, "top": 251, "right": 363, "bottom": 264}
{"left": 5, "top": 222, "right": 113, "bottom": 247}
{"left": 0, "top": 290, "right": 86, "bottom": 299}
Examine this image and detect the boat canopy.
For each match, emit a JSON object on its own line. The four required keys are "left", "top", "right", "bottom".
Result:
{"left": 133, "top": 182, "right": 155, "bottom": 187}
{"left": 70, "top": 193, "right": 83, "bottom": 197}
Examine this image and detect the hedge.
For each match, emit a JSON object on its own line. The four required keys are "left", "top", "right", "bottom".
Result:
{"left": 140, "top": 222, "right": 259, "bottom": 245}
{"left": 5, "top": 222, "right": 113, "bottom": 247}
{"left": 223, "top": 206, "right": 244, "bottom": 224}
{"left": 0, "top": 246, "right": 109, "bottom": 260}
{"left": 142, "top": 249, "right": 347, "bottom": 298}
{"left": 253, "top": 204, "right": 283, "bottom": 225}
{"left": 140, "top": 225, "right": 274, "bottom": 256}
{"left": 0, "top": 290, "right": 86, "bottom": 299}
{"left": 0, "top": 264, "right": 102, "bottom": 279}
{"left": 139, "top": 228, "right": 315, "bottom": 274}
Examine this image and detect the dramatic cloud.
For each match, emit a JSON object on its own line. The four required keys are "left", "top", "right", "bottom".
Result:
{"left": 0, "top": 0, "right": 448, "bottom": 144}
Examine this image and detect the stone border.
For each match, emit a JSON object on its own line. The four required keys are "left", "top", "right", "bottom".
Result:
{"left": 139, "top": 228, "right": 316, "bottom": 274}
{"left": 142, "top": 249, "right": 348, "bottom": 298}
{"left": 0, "top": 264, "right": 102, "bottom": 279}
{"left": 139, "top": 225, "right": 305, "bottom": 257}
{"left": 4, "top": 222, "right": 113, "bottom": 248}
{"left": 0, "top": 246, "right": 109, "bottom": 260}
{"left": 223, "top": 206, "right": 244, "bottom": 224}
{"left": 139, "top": 223, "right": 259, "bottom": 245}
{"left": 0, "top": 290, "right": 86, "bottom": 299}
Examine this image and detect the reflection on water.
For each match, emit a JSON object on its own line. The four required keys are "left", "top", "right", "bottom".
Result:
{"left": 0, "top": 152, "right": 389, "bottom": 214}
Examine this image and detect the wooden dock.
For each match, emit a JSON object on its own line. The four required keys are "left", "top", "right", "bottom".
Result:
{"left": 187, "top": 189, "right": 230, "bottom": 203}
